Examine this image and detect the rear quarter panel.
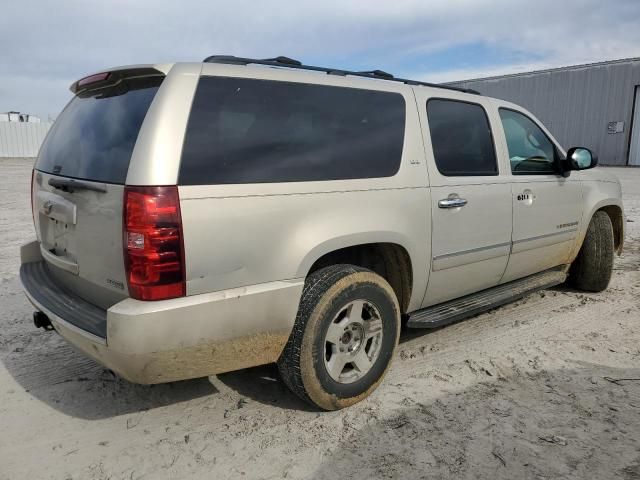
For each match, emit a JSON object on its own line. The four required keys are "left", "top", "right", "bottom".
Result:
{"left": 179, "top": 187, "right": 430, "bottom": 312}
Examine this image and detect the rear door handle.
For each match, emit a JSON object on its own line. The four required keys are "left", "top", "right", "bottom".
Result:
{"left": 438, "top": 197, "right": 468, "bottom": 209}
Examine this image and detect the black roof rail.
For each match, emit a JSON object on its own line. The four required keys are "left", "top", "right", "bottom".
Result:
{"left": 358, "top": 69, "right": 394, "bottom": 79}
{"left": 202, "top": 55, "right": 481, "bottom": 95}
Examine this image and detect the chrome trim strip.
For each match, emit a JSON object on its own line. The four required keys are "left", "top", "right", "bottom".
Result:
{"left": 433, "top": 241, "right": 512, "bottom": 261}
{"left": 513, "top": 228, "right": 578, "bottom": 245}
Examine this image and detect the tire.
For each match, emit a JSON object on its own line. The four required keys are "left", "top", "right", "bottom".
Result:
{"left": 568, "top": 211, "right": 614, "bottom": 292}
{"left": 278, "top": 264, "right": 400, "bottom": 410}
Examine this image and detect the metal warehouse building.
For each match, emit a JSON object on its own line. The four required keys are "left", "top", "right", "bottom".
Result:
{"left": 449, "top": 57, "right": 640, "bottom": 166}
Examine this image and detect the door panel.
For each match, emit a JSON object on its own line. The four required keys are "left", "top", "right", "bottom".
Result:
{"left": 415, "top": 92, "right": 513, "bottom": 308}
{"left": 502, "top": 176, "right": 582, "bottom": 282}
{"left": 493, "top": 106, "right": 584, "bottom": 283}
{"left": 425, "top": 182, "right": 512, "bottom": 305}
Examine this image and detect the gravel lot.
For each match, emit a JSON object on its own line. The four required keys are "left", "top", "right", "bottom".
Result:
{"left": 1, "top": 158, "right": 639, "bottom": 480}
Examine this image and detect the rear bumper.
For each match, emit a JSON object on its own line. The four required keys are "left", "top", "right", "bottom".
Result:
{"left": 21, "top": 260, "right": 108, "bottom": 339}
{"left": 20, "top": 241, "right": 304, "bottom": 384}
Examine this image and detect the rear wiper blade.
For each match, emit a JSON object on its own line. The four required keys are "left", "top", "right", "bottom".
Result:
{"left": 48, "top": 177, "right": 107, "bottom": 193}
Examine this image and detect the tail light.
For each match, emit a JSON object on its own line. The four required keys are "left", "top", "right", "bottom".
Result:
{"left": 123, "top": 186, "right": 185, "bottom": 301}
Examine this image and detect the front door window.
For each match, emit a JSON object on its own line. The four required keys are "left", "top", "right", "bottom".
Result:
{"left": 499, "top": 109, "right": 558, "bottom": 175}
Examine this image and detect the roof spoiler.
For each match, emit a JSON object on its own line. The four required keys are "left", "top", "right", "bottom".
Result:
{"left": 70, "top": 66, "right": 166, "bottom": 94}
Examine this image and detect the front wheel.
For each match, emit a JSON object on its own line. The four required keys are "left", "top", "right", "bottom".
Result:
{"left": 278, "top": 264, "right": 400, "bottom": 410}
{"left": 568, "top": 211, "right": 614, "bottom": 292}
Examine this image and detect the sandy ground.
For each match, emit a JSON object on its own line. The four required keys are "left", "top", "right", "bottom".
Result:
{"left": 0, "top": 158, "right": 639, "bottom": 480}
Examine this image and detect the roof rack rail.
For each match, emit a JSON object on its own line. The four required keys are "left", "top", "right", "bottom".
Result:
{"left": 202, "top": 55, "right": 481, "bottom": 95}
{"left": 358, "top": 69, "right": 394, "bottom": 79}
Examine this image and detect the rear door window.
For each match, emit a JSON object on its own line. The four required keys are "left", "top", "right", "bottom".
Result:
{"left": 426, "top": 99, "right": 498, "bottom": 176}
{"left": 179, "top": 77, "right": 406, "bottom": 184}
{"left": 36, "top": 76, "right": 162, "bottom": 184}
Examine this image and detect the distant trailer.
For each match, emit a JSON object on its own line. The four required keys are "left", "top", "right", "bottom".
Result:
{"left": 448, "top": 57, "right": 640, "bottom": 166}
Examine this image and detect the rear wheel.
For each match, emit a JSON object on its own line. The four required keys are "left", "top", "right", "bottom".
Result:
{"left": 568, "top": 211, "right": 614, "bottom": 292}
{"left": 278, "top": 264, "right": 400, "bottom": 410}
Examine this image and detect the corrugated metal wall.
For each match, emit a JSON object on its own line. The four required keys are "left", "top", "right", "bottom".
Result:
{"left": 450, "top": 58, "right": 640, "bottom": 165}
{"left": 0, "top": 122, "right": 52, "bottom": 158}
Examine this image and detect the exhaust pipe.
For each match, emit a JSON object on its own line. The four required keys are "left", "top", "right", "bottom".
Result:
{"left": 33, "top": 311, "right": 53, "bottom": 331}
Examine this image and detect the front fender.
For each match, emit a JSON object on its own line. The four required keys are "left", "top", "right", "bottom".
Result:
{"left": 571, "top": 178, "right": 624, "bottom": 261}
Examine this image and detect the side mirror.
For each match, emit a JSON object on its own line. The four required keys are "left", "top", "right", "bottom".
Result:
{"left": 566, "top": 147, "right": 598, "bottom": 170}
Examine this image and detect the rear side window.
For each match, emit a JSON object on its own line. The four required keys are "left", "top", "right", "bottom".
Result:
{"left": 179, "top": 77, "right": 406, "bottom": 185}
{"left": 36, "top": 76, "right": 162, "bottom": 184}
{"left": 426, "top": 99, "right": 498, "bottom": 176}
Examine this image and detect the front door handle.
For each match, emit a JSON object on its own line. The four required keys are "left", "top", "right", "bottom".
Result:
{"left": 438, "top": 197, "right": 468, "bottom": 209}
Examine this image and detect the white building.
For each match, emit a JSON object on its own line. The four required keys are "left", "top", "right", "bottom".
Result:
{"left": 0, "top": 111, "right": 52, "bottom": 157}
{"left": 0, "top": 111, "right": 42, "bottom": 123}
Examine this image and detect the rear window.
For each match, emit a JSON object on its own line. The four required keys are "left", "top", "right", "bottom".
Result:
{"left": 179, "top": 77, "right": 406, "bottom": 185}
{"left": 36, "top": 76, "right": 162, "bottom": 184}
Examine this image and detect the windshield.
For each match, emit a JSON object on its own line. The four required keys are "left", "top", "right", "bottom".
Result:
{"left": 36, "top": 76, "right": 163, "bottom": 184}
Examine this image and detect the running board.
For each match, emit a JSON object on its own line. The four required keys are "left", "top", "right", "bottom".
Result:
{"left": 407, "top": 268, "right": 567, "bottom": 329}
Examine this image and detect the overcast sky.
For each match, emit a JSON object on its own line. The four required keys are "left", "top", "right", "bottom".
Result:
{"left": 2, "top": 0, "right": 640, "bottom": 119}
